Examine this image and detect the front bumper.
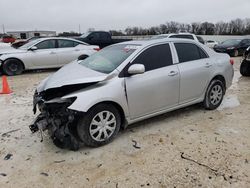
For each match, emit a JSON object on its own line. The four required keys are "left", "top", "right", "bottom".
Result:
{"left": 30, "top": 93, "right": 81, "bottom": 150}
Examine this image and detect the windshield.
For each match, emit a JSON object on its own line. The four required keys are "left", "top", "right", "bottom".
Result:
{"left": 221, "top": 39, "right": 241, "bottom": 46}
{"left": 79, "top": 44, "right": 140, "bottom": 74}
{"left": 19, "top": 39, "right": 43, "bottom": 49}
{"left": 80, "top": 32, "right": 90, "bottom": 38}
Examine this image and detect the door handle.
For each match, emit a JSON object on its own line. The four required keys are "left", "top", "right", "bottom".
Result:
{"left": 50, "top": 51, "right": 56, "bottom": 55}
{"left": 205, "top": 63, "right": 212, "bottom": 68}
{"left": 168, "top": 71, "right": 178, "bottom": 76}
{"left": 75, "top": 49, "right": 80, "bottom": 51}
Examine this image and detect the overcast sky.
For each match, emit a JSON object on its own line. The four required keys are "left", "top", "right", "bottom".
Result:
{"left": 0, "top": 0, "right": 250, "bottom": 33}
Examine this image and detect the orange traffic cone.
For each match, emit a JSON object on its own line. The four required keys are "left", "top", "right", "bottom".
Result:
{"left": 0, "top": 76, "right": 13, "bottom": 94}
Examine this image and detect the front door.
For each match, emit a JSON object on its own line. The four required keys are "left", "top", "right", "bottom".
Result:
{"left": 125, "top": 43, "right": 180, "bottom": 119}
{"left": 25, "top": 39, "right": 58, "bottom": 68}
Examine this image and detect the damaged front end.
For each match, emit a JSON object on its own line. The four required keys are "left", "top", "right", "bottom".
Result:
{"left": 29, "top": 83, "right": 95, "bottom": 151}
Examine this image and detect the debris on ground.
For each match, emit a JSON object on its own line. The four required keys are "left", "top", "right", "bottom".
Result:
{"left": 1, "top": 129, "right": 20, "bottom": 137}
{"left": 4, "top": 154, "right": 13, "bottom": 160}
{"left": 40, "top": 172, "right": 49, "bottom": 177}
{"left": 132, "top": 139, "right": 141, "bottom": 149}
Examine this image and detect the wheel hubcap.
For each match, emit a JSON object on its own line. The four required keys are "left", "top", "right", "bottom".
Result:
{"left": 89, "top": 111, "right": 116, "bottom": 142}
{"left": 9, "top": 63, "right": 18, "bottom": 72}
{"left": 210, "top": 85, "right": 223, "bottom": 105}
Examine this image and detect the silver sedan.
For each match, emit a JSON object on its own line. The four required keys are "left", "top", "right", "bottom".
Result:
{"left": 0, "top": 37, "right": 99, "bottom": 75}
{"left": 30, "top": 38, "right": 234, "bottom": 150}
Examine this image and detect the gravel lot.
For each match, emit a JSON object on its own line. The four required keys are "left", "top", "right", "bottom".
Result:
{"left": 0, "top": 57, "right": 249, "bottom": 188}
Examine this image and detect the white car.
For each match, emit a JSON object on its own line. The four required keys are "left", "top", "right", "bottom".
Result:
{"left": 205, "top": 40, "right": 218, "bottom": 48}
{"left": 151, "top": 33, "right": 205, "bottom": 44}
{"left": 0, "top": 37, "right": 99, "bottom": 75}
{"left": 30, "top": 39, "right": 234, "bottom": 149}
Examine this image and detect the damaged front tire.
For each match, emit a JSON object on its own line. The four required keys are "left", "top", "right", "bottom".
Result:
{"left": 77, "top": 104, "right": 121, "bottom": 147}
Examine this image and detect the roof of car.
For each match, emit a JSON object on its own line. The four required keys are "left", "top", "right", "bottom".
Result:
{"left": 33, "top": 37, "right": 88, "bottom": 44}
{"left": 118, "top": 38, "right": 199, "bottom": 47}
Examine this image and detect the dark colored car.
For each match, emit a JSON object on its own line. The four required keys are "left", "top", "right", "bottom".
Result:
{"left": 74, "top": 31, "right": 131, "bottom": 49}
{"left": 214, "top": 39, "right": 250, "bottom": 57}
{"left": 240, "top": 46, "right": 250, "bottom": 76}
{"left": 1, "top": 35, "right": 16, "bottom": 43}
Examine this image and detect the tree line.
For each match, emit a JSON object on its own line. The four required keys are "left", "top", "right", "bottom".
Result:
{"left": 110, "top": 18, "right": 250, "bottom": 36}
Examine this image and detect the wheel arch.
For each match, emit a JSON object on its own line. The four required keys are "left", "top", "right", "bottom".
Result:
{"left": 211, "top": 75, "right": 226, "bottom": 89}
{"left": 3, "top": 57, "right": 25, "bottom": 69}
{"left": 87, "top": 101, "right": 127, "bottom": 129}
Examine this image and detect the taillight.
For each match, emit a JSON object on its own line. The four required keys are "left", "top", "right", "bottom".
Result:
{"left": 230, "top": 59, "right": 234, "bottom": 65}
{"left": 94, "top": 47, "right": 100, "bottom": 51}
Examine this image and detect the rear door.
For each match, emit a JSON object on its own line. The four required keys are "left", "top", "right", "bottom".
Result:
{"left": 57, "top": 39, "right": 83, "bottom": 66}
{"left": 174, "top": 42, "right": 212, "bottom": 104}
{"left": 125, "top": 43, "right": 180, "bottom": 119}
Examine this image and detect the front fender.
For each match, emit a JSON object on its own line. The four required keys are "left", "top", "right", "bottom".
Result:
{"left": 62, "top": 78, "right": 129, "bottom": 117}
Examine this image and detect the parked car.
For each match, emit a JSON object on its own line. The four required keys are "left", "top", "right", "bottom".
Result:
{"left": 74, "top": 31, "right": 131, "bottom": 48}
{"left": 1, "top": 35, "right": 16, "bottom": 43}
{"left": 30, "top": 38, "right": 234, "bottom": 150}
{"left": 213, "top": 39, "right": 250, "bottom": 57}
{"left": 151, "top": 33, "right": 205, "bottom": 44}
{"left": 240, "top": 46, "right": 250, "bottom": 76}
{"left": 0, "top": 37, "right": 99, "bottom": 75}
{"left": 11, "top": 36, "right": 46, "bottom": 48}
{"left": 205, "top": 40, "right": 218, "bottom": 48}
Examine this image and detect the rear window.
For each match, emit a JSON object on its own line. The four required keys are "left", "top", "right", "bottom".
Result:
{"left": 80, "top": 44, "right": 139, "bottom": 74}
{"left": 174, "top": 43, "right": 208, "bottom": 63}
{"left": 170, "top": 35, "right": 194, "bottom": 40}
{"left": 197, "top": 36, "right": 205, "bottom": 44}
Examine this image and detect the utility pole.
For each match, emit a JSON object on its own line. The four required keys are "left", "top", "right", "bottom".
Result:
{"left": 78, "top": 24, "right": 81, "bottom": 34}
{"left": 2, "top": 24, "right": 5, "bottom": 34}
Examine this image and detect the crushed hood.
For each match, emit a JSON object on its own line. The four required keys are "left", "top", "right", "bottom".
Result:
{"left": 37, "top": 61, "right": 108, "bottom": 92}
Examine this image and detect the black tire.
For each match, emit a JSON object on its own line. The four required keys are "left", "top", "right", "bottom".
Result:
{"left": 2, "top": 59, "right": 24, "bottom": 76}
{"left": 77, "top": 104, "right": 121, "bottom": 147}
{"left": 77, "top": 54, "right": 89, "bottom": 61}
{"left": 240, "top": 60, "right": 250, "bottom": 76}
{"left": 203, "top": 79, "right": 225, "bottom": 110}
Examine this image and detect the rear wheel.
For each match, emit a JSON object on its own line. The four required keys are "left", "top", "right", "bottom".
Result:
{"left": 77, "top": 104, "right": 121, "bottom": 147}
{"left": 240, "top": 60, "right": 250, "bottom": 76}
{"left": 2, "top": 59, "right": 24, "bottom": 76}
{"left": 203, "top": 80, "right": 225, "bottom": 110}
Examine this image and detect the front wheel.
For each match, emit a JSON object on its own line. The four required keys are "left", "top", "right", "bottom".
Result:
{"left": 77, "top": 104, "right": 121, "bottom": 147}
{"left": 240, "top": 60, "right": 250, "bottom": 76}
{"left": 2, "top": 59, "right": 24, "bottom": 76}
{"left": 203, "top": 80, "right": 225, "bottom": 110}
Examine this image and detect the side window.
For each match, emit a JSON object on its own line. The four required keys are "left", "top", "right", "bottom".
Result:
{"left": 100, "top": 32, "right": 109, "bottom": 40}
{"left": 58, "top": 39, "right": 75, "bottom": 48}
{"left": 36, "top": 40, "right": 56, "bottom": 49}
{"left": 132, "top": 44, "right": 173, "bottom": 72}
{"left": 197, "top": 36, "right": 205, "bottom": 44}
{"left": 170, "top": 35, "right": 194, "bottom": 40}
{"left": 90, "top": 33, "right": 100, "bottom": 40}
{"left": 175, "top": 43, "right": 208, "bottom": 63}
{"left": 73, "top": 41, "right": 81, "bottom": 47}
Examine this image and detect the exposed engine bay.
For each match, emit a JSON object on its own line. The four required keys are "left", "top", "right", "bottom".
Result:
{"left": 29, "top": 83, "right": 96, "bottom": 150}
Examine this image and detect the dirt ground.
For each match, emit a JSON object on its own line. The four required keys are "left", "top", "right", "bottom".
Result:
{"left": 0, "top": 57, "right": 249, "bottom": 188}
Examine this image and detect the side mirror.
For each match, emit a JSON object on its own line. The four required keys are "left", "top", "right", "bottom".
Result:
{"left": 128, "top": 64, "right": 145, "bottom": 75}
{"left": 29, "top": 46, "right": 38, "bottom": 51}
